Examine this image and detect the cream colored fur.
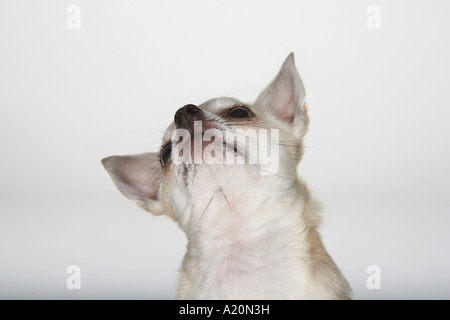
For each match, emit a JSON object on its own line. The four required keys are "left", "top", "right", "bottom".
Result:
{"left": 102, "top": 53, "right": 351, "bottom": 299}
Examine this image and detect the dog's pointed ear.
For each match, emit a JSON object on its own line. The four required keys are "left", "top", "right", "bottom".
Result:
{"left": 102, "top": 153, "right": 164, "bottom": 215}
{"left": 254, "top": 52, "right": 308, "bottom": 137}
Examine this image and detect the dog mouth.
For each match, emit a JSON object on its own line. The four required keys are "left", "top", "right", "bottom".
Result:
{"left": 170, "top": 103, "right": 269, "bottom": 174}
{"left": 171, "top": 104, "right": 240, "bottom": 165}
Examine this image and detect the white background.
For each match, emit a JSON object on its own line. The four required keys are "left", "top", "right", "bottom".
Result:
{"left": 1, "top": 0, "right": 449, "bottom": 299}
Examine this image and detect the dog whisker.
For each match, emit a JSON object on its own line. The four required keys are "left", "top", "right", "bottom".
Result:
{"left": 196, "top": 189, "right": 218, "bottom": 225}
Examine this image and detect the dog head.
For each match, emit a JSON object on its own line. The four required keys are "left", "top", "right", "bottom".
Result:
{"left": 102, "top": 53, "right": 309, "bottom": 231}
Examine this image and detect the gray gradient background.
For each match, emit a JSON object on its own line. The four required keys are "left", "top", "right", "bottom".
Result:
{"left": 1, "top": 0, "right": 449, "bottom": 299}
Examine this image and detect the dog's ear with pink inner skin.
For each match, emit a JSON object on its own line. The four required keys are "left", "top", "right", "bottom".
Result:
{"left": 102, "top": 153, "right": 164, "bottom": 215}
{"left": 254, "top": 52, "right": 309, "bottom": 138}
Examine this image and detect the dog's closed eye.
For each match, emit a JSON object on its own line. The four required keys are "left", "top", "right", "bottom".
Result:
{"left": 160, "top": 143, "right": 172, "bottom": 166}
{"left": 227, "top": 106, "right": 254, "bottom": 118}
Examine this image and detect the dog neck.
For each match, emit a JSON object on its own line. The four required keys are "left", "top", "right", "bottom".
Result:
{"left": 177, "top": 178, "right": 318, "bottom": 299}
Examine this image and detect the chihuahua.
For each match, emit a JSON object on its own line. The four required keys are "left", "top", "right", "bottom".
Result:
{"left": 102, "top": 53, "right": 351, "bottom": 299}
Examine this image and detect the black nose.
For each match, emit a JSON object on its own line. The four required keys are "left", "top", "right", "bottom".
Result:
{"left": 174, "top": 104, "right": 201, "bottom": 126}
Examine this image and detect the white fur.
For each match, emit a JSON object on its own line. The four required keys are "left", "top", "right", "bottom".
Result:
{"left": 103, "top": 53, "right": 351, "bottom": 299}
